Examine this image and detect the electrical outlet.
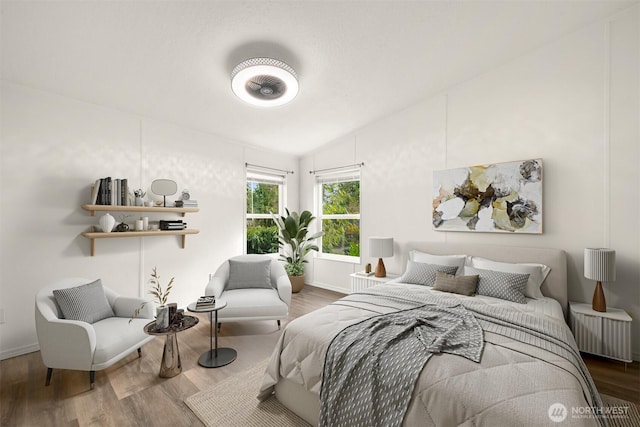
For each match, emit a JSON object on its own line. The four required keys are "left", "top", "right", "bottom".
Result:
{"left": 0, "top": 308, "right": 5, "bottom": 324}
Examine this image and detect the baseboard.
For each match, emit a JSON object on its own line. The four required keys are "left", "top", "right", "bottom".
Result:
{"left": 307, "top": 282, "right": 349, "bottom": 295}
{"left": 0, "top": 343, "right": 39, "bottom": 361}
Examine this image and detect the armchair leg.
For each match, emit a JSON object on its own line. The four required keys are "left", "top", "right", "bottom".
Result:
{"left": 45, "top": 368, "right": 53, "bottom": 386}
{"left": 138, "top": 347, "right": 142, "bottom": 358}
{"left": 277, "top": 320, "right": 281, "bottom": 329}
{"left": 89, "top": 371, "right": 95, "bottom": 390}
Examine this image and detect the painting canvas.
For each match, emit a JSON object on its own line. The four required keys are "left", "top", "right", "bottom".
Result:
{"left": 432, "top": 159, "right": 543, "bottom": 234}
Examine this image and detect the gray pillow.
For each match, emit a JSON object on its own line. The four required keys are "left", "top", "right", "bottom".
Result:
{"left": 53, "top": 279, "right": 115, "bottom": 324}
{"left": 227, "top": 259, "right": 273, "bottom": 290}
{"left": 399, "top": 261, "right": 459, "bottom": 286}
{"left": 465, "top": 267, "right": 529, "bottom": 304}
{"left": 433, "top": 271, "right": 479, "bottom": 296}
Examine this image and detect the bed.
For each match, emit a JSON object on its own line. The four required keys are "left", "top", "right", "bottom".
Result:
{"left": 258, "top": 242, "right": 604, "bottom": 426}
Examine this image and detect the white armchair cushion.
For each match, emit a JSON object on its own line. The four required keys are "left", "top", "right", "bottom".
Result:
{"left": 92, "top": 317, "right": 152, "bottom": 369}
{"left": 218, "top": 289, "right": 288, "bottom": 320}
{"left": 53, "top": 279, "right": 114, "bottom": 324}
{"left": 227, "top": 258, "right": 272, "bottom": 290}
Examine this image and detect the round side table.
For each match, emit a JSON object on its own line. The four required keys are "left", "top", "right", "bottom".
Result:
{"left": 187, "top": 300, "right": 237, "bottom": 368}
{"left": 143, "top": 315, "right": 198, "bottom": 378}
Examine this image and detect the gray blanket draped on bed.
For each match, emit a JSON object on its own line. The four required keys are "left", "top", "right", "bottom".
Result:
{"left": 319, "top": 303, "right": 484, "bottom": 427}
{"left": 319, "top": 287, "right": 605, "bottom": 427}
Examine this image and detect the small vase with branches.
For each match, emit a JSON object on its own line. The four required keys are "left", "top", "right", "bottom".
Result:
{"left": 130, "top": 267, "right": 175, "bottom": 329}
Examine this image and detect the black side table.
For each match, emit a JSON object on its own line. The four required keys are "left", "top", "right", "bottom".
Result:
{"left": 187, "top": 300, "right": 237, "bottom": 368}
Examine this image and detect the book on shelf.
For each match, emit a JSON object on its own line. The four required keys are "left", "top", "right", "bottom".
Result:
{"left": 92, "top": 177, "right": 130, "bottom": 206}
{"left": 196, "top": 296, "right": 215, "bottom": 308}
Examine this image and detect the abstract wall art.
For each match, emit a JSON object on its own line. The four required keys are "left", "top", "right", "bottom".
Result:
{"left": 433, "top": 159, "right": 543, "bottom": 234}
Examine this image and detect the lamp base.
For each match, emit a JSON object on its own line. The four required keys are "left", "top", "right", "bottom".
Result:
{"left": 375, "top": 258, "right": 386, "bottom": 278}
{"left": 592, "top": 281, "right": 606, "bottom": 312}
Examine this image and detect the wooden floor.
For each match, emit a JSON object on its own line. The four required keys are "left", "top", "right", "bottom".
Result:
{"left": 1, "top": 286, "right": 638, "bottom": 426}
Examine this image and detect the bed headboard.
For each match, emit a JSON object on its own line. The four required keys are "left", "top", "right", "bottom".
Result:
{"left": 404, "top": 242, "right": 568, "bottom": 317}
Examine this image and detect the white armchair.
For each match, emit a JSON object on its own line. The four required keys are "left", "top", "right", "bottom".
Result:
{"left": 205, "top": 255, "right": 291, "bottom": 330}
{"left": 35, "top": 277, "right": 155, "bottom": 389}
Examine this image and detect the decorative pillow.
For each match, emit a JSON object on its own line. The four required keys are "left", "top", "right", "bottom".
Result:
{"left": 399, "top": 261, "right": 459, "bottom": 286}
{"left": 468, "top": 256, "right": 550, "bottom": 299}
{"left": 409, "top": 250, "right": 467, "bottom": 274}
{"left": 433, "top": 271, "right": 479, "bottom": 296}
{"left": 227, "top": 259, "right": 272, "bottom": 290}
{"left": 465, "top": 267, "right": 529, "bottom": 304}
{"left": 53, "top": 279, "right": 114, "bottom": 324}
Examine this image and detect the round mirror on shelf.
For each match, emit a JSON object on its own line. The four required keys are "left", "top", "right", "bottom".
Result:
{"left": 151, "top": 179, "right": 177, "bottom": 207}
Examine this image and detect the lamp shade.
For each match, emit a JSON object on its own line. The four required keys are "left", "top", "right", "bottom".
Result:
{"left": 369, "top": 237, "right": 394, "bottom": 258}
{"left": 584, "top": 248, "right": 616, "bottom": 282}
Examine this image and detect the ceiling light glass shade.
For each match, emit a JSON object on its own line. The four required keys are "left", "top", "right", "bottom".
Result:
{"left": 231, "top": 58, "right": 299, "bottom": 107}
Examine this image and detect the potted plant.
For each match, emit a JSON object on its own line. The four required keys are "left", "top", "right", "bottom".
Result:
{"left": 273, "top": 209, "right": 323, "bottom": 293}
{"left": 131, "top": 267, "right": 174, "bottom": 329}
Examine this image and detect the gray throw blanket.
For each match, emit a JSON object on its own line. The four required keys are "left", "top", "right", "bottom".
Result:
{"left": 319, "top": 302, "right": 484, "bottom": 427}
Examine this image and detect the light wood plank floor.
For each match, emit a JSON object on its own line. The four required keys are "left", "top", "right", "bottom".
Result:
{"left": 1, "top": 286, "right": 638, "bottom": 426}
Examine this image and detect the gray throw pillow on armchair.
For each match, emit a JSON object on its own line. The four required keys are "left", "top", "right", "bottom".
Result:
{"left": 226, "top": 259, "right": 273, "bottom": 290}
{"left": 53, "top": 279, "right": 115, "bottom": 324}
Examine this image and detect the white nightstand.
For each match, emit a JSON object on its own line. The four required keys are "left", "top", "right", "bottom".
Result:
{"left": 349, "top": 272, "right": 400, "bottom": 293}
{"left": 569, "top": 302, "right": 632, "bottom": 363}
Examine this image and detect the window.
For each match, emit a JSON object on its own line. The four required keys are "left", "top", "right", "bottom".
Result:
{"left": 246, "top": 169, "right": 285, "bottom": 254}
{"left": 317, "top": 170, "right": 360, "bottom": 259}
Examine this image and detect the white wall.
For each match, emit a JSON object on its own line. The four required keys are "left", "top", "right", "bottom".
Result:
{"left": 0, "top": 83, "right": 299, "bottom": 359}
{"left": 302, "top": 7, "right": 640, "bottom": 359}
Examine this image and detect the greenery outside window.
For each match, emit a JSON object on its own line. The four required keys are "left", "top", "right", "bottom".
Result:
{"left": 246, "top": 170, "right": 285, "bottom": 254}
{"left": 317, "top": 170, "right": 360, "bottom": 260}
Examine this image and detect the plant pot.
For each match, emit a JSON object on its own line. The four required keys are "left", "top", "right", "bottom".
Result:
{"left": 289, "top": 275, "right": 305, "bottom": 293}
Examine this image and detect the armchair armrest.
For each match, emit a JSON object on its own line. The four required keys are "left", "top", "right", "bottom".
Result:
{"left": 113, "top": 296, "right": 154, "bottom": 319}
{"left": 205, "top": 275, "right": 225, "bottom": 299}
{"left": 276, "top": 275, "right": 292, "bottom": 308}
{"left": 35, "top": 310, "right": 96, "bottom": 371}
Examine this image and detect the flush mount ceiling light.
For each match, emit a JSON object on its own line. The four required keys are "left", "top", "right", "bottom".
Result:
{"left": 231, "top": 58, "right": 299, "bottom": 107}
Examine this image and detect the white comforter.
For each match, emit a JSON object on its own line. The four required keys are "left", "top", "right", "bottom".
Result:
{"left": 259, "top": 283, "right": 601, "bottom": 427}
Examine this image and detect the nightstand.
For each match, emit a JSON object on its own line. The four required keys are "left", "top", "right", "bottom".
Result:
{"left": 569, "top": 302, "right": 632, "bottom": 363}
{"left": 349, "top": 272, "right": 400, "bottom": 293}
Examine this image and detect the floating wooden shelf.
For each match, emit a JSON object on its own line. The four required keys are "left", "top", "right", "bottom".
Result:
{"left": 81, "top": 204, "right": 199, "bottom": 217}
{"left": 81, "top": 229, "right": 200, "bottom": 256}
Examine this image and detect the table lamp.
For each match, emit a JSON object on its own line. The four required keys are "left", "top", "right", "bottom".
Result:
{"left": 584, "top": 248, "right": 616, "bottom": 312}
{"left": 369, "top": 237, "right": 394, "bottom": 278}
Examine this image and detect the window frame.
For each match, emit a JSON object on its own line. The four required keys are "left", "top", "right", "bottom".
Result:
{"left": 315, "top": 170, "right": 361, "bottom": 263}
{"left": 245, "top": 169, "right": 286, "bottom": 255}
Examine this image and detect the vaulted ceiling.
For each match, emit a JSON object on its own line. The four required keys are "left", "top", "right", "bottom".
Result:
{"left": 1, "top": 1, "right": 634, "bottom": 155}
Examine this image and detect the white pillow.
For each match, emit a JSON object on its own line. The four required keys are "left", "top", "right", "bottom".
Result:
{"left": 409, "top": 250, "right": 467, "bottom": 273}
{"left": 467, "top": 256, "right": 550, "bottom": 299}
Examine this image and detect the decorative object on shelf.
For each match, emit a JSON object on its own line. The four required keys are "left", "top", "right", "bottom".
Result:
{"left": 80, "top": 204, "right": 200, "bottom": 255}
{"left": 231, "top": 57, "right": 299, "bottom": 107}
{"left": 365, "top": 263, "right": 372, "bottom": 274}
{"left": 432, "top": 159, "right": 543, "bottom": 234}
{"left": 584, "top": 248, "right": 616, "bottom": 312}
{"left": 131, "top": 267, "right": 175, "bottom": 328}
{"left": 98, "top": 213, "right": 115, "bottom": 233}
{"left": 134, "top": 189, "right": 146, "bottom": 207}
{"left": 151, "top": 179, "right": 177, "bottom": 207}
{"left": 181, "top": 189, "right": 190, "bottom": 200}
{"left": 369, "top": 237, "right": 394, "bottom": 278}
{"left": 135, "top": 219, "right": 144, "bottom": 231}
{"left": 142, "top": 216, "right": 149, "bottom": 231}
{"left": 115, "top": 214, "right": 131, "bottom": 232}
{"left": 273, "top": 209, "right": 324, "bottom": 293}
